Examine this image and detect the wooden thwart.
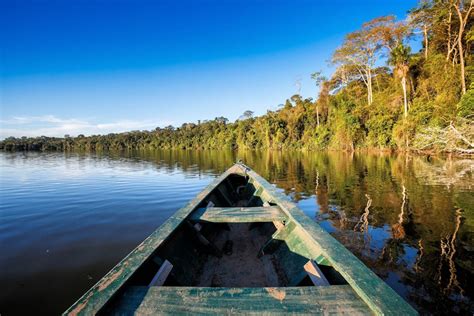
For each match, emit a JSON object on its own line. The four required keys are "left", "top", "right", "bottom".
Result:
{"left": 111, "top": 285, "right": 372, "bottom": 315}
{"left": 189, "top": 206, "right": 287, "bottom": 223}
{"left": 148, "top": 260, "right": 173, "bottom": 287}
{"left": 304, "top": 260, "right": 330, "bottom": 286}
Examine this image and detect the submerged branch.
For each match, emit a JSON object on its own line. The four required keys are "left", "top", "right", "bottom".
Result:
{"left": 412, "top": 118, "right": 474, "bottom": 154}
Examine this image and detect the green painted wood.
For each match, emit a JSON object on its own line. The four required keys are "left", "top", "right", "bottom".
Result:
{"left": 241, "top": 163, "right": 418, "bottom": 315}
{"left": 259, "top": 221, "right": 296, "bottom": 257}
{"left": 63, "top": 165, "right": 244, "bottom": 316}
{"left": 189, "top": 206, "right": 287, "bottom": 223}
{"left": 65, "top": 163, "right": 417, "bottom": 316}
{"left": 108, "top": 285, "right": 373, "bottom": 315}
{"left": 314, "top": 254, "right": 331, "bottom": 266}
{"left": 280, "top": 224, "right": 322, "bottom": 261}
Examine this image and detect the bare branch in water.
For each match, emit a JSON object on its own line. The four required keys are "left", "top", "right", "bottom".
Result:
{"left": 413, "top": 118, "right": 474, "bottom": 154}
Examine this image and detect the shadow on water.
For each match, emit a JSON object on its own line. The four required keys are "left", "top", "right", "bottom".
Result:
{"left": 0, "top": 149, "right": 472, "bottom": 314}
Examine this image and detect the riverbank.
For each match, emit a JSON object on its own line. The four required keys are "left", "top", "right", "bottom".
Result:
{"left": 2, "top": 140, "right": 473, "bottom": 159}
{"left": 2, "top": 115, "right": 473, "bottom": 155}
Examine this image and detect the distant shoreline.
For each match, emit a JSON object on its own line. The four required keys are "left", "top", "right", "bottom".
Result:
{"left": 1, "top": 141, "right": 472, "bottom": 158}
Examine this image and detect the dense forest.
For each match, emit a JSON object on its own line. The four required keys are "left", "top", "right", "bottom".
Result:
{"left": 1, "top": 0, "right": 473, "bottom": 154}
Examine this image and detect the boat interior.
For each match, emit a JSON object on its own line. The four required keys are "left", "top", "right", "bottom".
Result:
{"left": 100, "top": 172, "right": 349, "bottom": 313}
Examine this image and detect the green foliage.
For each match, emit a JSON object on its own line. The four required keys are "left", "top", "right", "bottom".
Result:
{"left": 457, "top": 82, "right": 474, "bottom": 118}
{"left": 366, "top": 110, "right": 396, "bottom": 148}
{"left": 329, "top": 95, "right": 361, "bottom": 151}
{"left": 388, "top": 44, "right": 411, "bottom": 72}
{"left": 393, "top": 119, "right": 418, "bottom": 149}
{"left": 415, "top": 54, "right": 461, "bottom": 121}
{"left": 1, "top": 1, "right": 471, "bottom": 154}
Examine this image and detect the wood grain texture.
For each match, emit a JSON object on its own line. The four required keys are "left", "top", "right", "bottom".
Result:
{"left": 110, "top": 285, "right": 372, "bottom": 315}
{"left": 189, "top": 206, "right": 287, "bottom": 223}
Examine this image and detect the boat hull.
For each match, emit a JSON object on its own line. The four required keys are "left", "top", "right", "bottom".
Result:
{"left": 64, "top": 163, "right": 417, "bottom": 315}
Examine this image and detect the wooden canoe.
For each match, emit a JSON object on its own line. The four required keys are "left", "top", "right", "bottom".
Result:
{"left": 64, "top": 163, "right": 417, "bottom": 315}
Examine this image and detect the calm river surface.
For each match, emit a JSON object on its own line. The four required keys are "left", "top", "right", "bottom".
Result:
{"left": 0, "top": 150, "right": 473, "bottom": 315}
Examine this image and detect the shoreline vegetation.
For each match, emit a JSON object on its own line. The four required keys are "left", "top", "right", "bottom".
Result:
{"left": 2, "top": 1, "right": 473, "bottom": 155}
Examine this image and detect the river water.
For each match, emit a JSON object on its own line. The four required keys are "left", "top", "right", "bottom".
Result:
{"left": 0, "top": 150, "right": 472, "bottom": 315}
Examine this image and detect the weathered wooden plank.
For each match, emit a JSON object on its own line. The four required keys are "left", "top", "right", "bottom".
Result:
{"left": 304, "top": 260, "right": 330, "bottom": 286}
{"left": 242, "top": 163, "right": 417, "bottom": 316}
{"left": 189, "top": 206, "right": 287, "bottom": 223}
{"left": 110, "top": 285, "right": 372, "bottom": 315}
{"left": 148, "top": 260, "right": 173, "bottom": 287}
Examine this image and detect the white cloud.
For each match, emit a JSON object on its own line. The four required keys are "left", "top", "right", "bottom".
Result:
{"left": 0, "top": 115, "right": 172, "bottom": 139}
{"left": 0, "top": 115, "right": 88, "bottom": 125}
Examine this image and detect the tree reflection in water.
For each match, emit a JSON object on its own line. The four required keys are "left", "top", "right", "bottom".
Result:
{"left": 439, "top": 209, "right": 463, "bottom": 296}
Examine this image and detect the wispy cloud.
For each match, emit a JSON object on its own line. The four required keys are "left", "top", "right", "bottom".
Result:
{"left": 0, "top": 115, "right": 172, "bottom": 139}
{"left": 0, "top": 115, "right": 89, "bottom": 126}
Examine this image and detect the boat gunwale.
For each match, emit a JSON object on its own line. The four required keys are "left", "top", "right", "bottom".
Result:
{"left": 64, "top": 164, "right": 243, "bottom": 315}
{"left": 242, "top": 163, "right": 417, "bottom": 315}
{"left": 64, "top": 163, "right": 417, "bottom": 316}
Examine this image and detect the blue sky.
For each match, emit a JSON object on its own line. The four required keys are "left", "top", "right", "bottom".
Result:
{"left": 0, "top": 0, "right": 418, "bottom": 138}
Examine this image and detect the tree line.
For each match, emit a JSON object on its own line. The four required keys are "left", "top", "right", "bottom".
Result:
{"left": 1, "top": 0, "right": 473, "bottom": 154}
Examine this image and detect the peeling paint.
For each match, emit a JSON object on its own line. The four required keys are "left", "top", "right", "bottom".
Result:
{"left": 227, "top": 288, "right": 244, "bottom": 295}
{"left": 266, "top": 288, "right": 286, "bottom": 302}
{"left": 98, "top": 267, "right": 124, "bottom": 291}
{"left": 67, "top": 291, "right": 93, "bottom": 316}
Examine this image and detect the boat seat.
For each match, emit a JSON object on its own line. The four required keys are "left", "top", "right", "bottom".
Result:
{"left": 189, "top": 206, "right": 288, "bottom": 223}
{"left": 107, "top": 286, "right": 372, "bottom": 315}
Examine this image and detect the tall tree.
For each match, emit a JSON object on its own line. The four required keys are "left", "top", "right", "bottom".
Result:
{"left": 446, "top": 4, "right": 456, "bottom": 62}
{"left": 452, "top": 0, "right": 473, "bottom": 94}
{"left": 215, "top": 116, "right": 229, "bottom": 125}
{"left": 409, "top": 0, "right": 434, "bottom": 59}
{"left": 311, "top": 71, "right": 328, "bottom": 126}
{"left": 377, "top": 16, "right": 410, "bottom": 52}
{"left": 332, "top": 17, "right": 395, "bottom": 105}
{"left": 242, "top": 110, "right": 254, "bottom": 120}
{"left": 389, "top": 44, "right": 412, "bottom": 117}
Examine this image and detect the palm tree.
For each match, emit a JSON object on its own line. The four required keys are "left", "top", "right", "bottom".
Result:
{"left": 389, "top": 44, "right": 411, "bottom": 118}
{"left": 311, "top": 71, "right": 328, "bottom": 127}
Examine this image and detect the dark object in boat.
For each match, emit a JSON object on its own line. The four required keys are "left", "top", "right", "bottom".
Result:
{"left": 64, "top": 163, "right": 417, "bottom": 316}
